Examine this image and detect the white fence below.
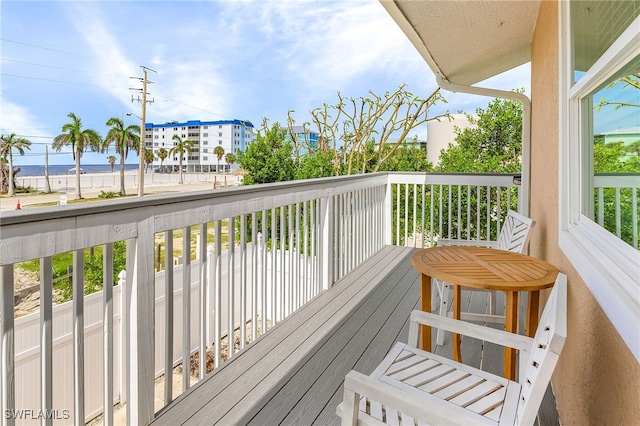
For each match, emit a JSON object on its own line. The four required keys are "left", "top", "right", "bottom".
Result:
{"left": 16, "top": 172, "right": 242, "bottom": 193}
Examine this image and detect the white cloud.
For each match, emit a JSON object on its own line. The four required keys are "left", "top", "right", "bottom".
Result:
{"left": 216, "top": 1, "right": 430, "bottom": 93}
{"left": 0, "top": 94, "right": 65, "bottom": 164}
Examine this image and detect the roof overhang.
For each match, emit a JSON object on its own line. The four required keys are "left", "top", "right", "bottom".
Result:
{"left": 380, "top": 0, "right": 541, "bottom": 86}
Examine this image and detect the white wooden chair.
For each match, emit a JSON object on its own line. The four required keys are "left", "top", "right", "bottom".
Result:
{"left": 337, "top": 273, "right": 566, "bottom": 426}
{"left": 435, "top": 210, "right": 536, "bottom": 345}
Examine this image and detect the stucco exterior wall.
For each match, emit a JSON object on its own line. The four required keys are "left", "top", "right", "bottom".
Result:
{"left": 529, "top": 1, "right": 640, "bottom": 424}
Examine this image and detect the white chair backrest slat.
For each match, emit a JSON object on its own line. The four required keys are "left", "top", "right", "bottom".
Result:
{"left": 497, "top": 210, "right": 536, "bottom": 254}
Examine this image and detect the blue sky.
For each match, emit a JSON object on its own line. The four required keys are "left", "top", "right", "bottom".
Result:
{"left": 1, "top": 0, "right": 531, "bottom": 166}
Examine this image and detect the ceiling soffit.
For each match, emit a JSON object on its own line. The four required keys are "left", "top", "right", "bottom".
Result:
{"left": 383, "top": 0, "right": 541, "bottom": 86}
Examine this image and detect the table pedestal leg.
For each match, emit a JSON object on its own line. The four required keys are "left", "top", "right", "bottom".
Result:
{"left": 526, "top": 290, "right": 540, "bottom": 337}
{"left": 453, "top": 284, "right": 462, "bottom": 362}
{"left": 504, "top": 291, "right": 518, "bottom": 380}
{"left": 419, "top": 273, "right": 432, "bottom": 352}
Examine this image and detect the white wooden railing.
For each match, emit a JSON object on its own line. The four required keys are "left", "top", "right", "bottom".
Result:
{"left": 0, "top": 172, "right": 523, "bottom": 425}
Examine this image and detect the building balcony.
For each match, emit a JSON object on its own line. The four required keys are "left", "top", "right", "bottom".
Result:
{"left": 0, "top": 172, "right": 635, "bottom": 424}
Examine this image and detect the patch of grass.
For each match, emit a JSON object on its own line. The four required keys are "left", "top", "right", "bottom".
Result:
{"left": 17, "top": 243, "right": 127, "bottom": 303}
{"left": 98, "top": 190, "right": 121, "bottom": 199}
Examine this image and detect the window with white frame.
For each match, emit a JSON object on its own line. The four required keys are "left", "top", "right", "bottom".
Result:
{"left": 560, "top": 1, "right": 639, "bottom": 360}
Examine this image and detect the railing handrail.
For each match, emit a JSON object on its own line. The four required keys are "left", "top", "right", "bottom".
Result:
{"left": 0, "top": 172, "right": 528, "bottom": 227}
{"left": 0, "top": 173, "right": 387, "bottom": 227}
{"left": 594, "top": 173, "right": 640, "bottom": 188}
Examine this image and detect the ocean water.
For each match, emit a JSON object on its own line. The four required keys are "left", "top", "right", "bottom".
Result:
{"left": 14, "top": 164, "right": 139, "bottom": 177}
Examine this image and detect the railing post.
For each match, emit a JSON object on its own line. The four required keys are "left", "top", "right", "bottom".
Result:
{"left": 102, "top": 244, "right": 114, "bottom": 426}
{"left": 40, "top": 257, "right": 53, "bottom": 426}
{"left": 117, "top": 270, "right": 127, "bottom": 408}
{"left": 125, "top": 223, "right": 155, "bottom": 425}
{"left": 384, "top": 177, "right": 393, "bottom": 245}
{"left": 319, "top": 195, "right": 334, "bottom": 290}
{"left": 0, "top": 265, "right": 15, "bottom": 426}
{"left": 72, "top": 249, "right": 85, "bottom": 426}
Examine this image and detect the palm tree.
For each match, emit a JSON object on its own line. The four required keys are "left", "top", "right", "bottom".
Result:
{"left": 169, "top": 135, "right": 194, "bottom": 184}
{"left": 53, "top": 112, "right": 102, "bottom": 199}
{"left": 0, "top": 133, "right": 31, "bottom": 196}
{"left": 103, "top": 117, "right": 140, "bottom": 196}
{"left": 157, "top": 148, "right": 168, "bottom": 170}
{"left": 107, "top": 155, "right": 117, "bottom": 172}
{"left": 225, "top": 152, "right": 236, "bottom": 173}
{"left": 144, "top": 149, "right": 155, "bottom": 172}
{"left": 214, "top": 146, "right": 225, "bottom": 172}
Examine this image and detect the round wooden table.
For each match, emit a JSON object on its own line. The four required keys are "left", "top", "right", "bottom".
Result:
{"left": 411, "top": 245, "right": 559, "bottom": 380}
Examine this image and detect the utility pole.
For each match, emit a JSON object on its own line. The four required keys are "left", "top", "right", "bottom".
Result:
{"left": 130, "top": 66, "right": 156, "bottom": 197}
{"left": 44, "top": 145, "right": 51, "bottom": 193}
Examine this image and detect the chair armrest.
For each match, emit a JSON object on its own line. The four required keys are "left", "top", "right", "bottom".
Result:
{"left": 341, "top": 370, "right": 465, "bottom": 425}
{"left": 408, "top": 310, "right": 532, "bottom": 353}
{"left": 437, "top": 239, "right": 499, "bottom": 248}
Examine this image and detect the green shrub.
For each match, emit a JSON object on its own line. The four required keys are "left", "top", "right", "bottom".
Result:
{"left": 98, "top": 190, "right": 120, "bottom": 199}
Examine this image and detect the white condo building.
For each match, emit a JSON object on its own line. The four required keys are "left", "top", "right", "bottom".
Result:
{"left": 146, "top": 119, "right": 255, "bottom": 172}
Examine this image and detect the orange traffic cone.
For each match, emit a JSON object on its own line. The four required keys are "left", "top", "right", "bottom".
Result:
{"left": 15, "top": 199, "right": 21, "bottom": 210}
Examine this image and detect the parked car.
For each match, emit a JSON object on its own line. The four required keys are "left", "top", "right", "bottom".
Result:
{"left": 67, "top": 168, "right": 86, "bottom": 175}
{"left": 154, "top": 166, "right": 172, "bottom": 173}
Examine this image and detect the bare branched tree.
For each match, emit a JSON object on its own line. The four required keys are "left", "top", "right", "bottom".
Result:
{"left": 301, "top": 85, "right": 449, "bottom": 175}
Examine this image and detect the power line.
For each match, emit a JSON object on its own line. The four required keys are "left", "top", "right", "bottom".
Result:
{"left": 1, "top": 38, "right": 93, "bottom": 58}
{"left": 3, "top": 38, "right": 250, "bottom": 126}
{"left": 153, "top": 93, "right": 236, "bottom": 121}
{"left": 2, "top": 74, "right": 239, "bottom": 122}
{"left": 1, "top": 73, "right": 121, "bottom": 89}
{"left": 3, "top": 139, "right": 55, "bottom": 144}
{"left": 1, "top": 57, "right": 104, "bottom": 75}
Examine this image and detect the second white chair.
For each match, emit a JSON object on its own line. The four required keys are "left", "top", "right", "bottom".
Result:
{"left": 435, "top": 210, "right": 536, "bottom": 345}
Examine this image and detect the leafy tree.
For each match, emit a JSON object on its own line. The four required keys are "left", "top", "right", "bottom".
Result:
{"left": 53, "top": 112, "right": 102, "bottom": 198}
{"left": 214, "top": 145, "right": 225, "bottom": 172}
{"left": 169, "top": 135, "right": 194, "bottom": 184}
{"left": 157, "top": 148, "right": 169, "bottom": 169}
{"left": 437, "top": 94, "right": 523, "bottom": 174}
{"left": 593, "top": 138, "right": 640, "bottom": 246}
{"left": 237, "top": 121, "right": 295, "bottom": 185}
{"left": 225, "top": 152, "right": 236, "bottom": 171}
{"left": 0, "top": 133, "right": 31, "bottom": 196}
{"left": 377, "top": 138, "right": 433, "bottom": 172}
{"left": 295, "top": 150, "right": 336, "bottom": 180}
{"left": 107, "top": 155, "right": 116, "bottom": 172}
{"left": 144, "top": 149, "right": 155, "bottom": 172}
{"left": 594, "top": 73, "right": 640, "bottom": 111}
{"left": 593, "top": 137, "right": 629, "bottom": 172}
{"left": 103, "top": 117, "right": 140, "bottom": 196}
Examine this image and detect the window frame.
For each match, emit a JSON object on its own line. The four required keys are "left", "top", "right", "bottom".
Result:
{"left": 559, "top": 2, "right": 640, "bottom": 360}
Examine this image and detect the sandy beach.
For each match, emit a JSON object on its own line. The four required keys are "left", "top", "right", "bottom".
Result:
{"left": 0, "top": 170, "right": 242, "bottom": 211}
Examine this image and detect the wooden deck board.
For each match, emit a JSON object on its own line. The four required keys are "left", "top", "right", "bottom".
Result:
{"left": 151, "top": 245, "right": 559, "bottom": 426}
{"left": 277, "top": 257, "right": 420, "bottom": 426}
{"left": 212, "top": 247, "right": 416, "bottom": 425}
{"left": 311, "top": 273, "right": 419, "bottom": 426}
{"left": 152, "top": 245, "right": 414, "bottom": 425}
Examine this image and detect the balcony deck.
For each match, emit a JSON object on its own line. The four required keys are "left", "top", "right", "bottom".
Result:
{"left": 153, "top": 245, "right": 559, "bottom": 426}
